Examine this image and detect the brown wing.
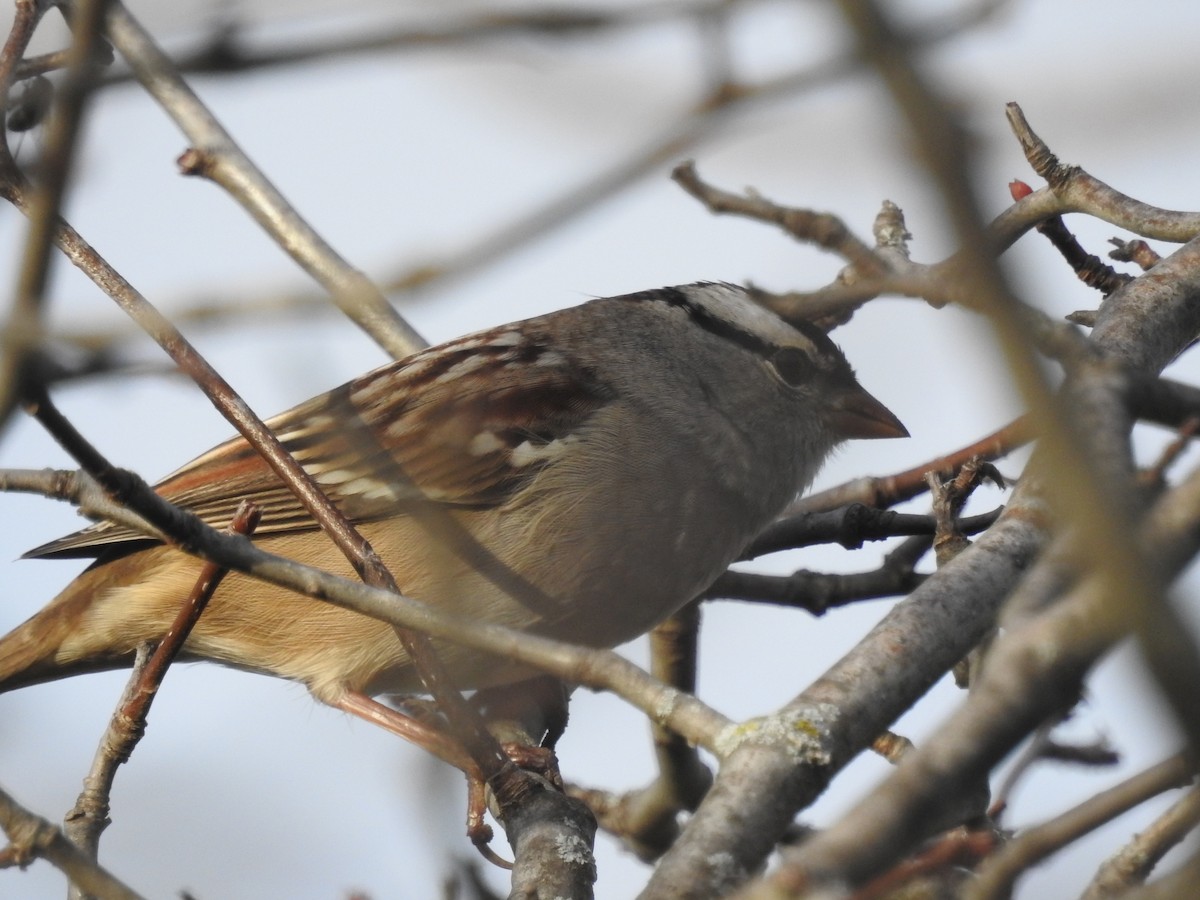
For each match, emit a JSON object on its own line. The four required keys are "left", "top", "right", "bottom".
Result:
{"left": 26, "top": 335, "right": 611, "bottom": 560}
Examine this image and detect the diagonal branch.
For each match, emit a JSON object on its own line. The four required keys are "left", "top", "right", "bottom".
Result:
{"left": 0, "top": 0, "right": 111, "bottom": 431}
{"left": 103, "top": 1, "right": 425, "bottom": 360}
{"left": 62, "top": 502, "right": 261, "bottom": 864}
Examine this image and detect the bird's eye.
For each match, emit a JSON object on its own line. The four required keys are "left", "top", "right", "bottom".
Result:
{"left": 770, "top": 347, "right": 813, "bottom": 387}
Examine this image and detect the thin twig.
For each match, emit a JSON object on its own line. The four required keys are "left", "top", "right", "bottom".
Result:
{"left": 1009, "top": 179, "right": 1131, "bottom": 296}
{"left": 1083, "top": 786, "right": 1200, "bottom": 898}
{"left": 709, "top": 544, "right": 926, "bottom": 614}
{"left": 926, "top": 459, "right": 1005, "bottom": 566}
{"left": 669, "top": 53, "right": 1200, "bottom": 900}
{"left": 967, "top": 753, "right": 1195, "bottom": 900}
{"left": 850, "top": 827, "right": 997, "bottom": 900}
{"left": 104, "top": 2, "right": 426, "bottom": 360}
{"left": 792, "top": 416, "right": 1029, "bottom": 514}
{"left": 0, "top": 0, "right": 112, "bottom": 431}
{"left": 672, "top": 160, "right": 885, "bottom": 274}
{"left": 567, "top": 603, "right": 713, "bottom": 863}
{"left": 1006, "top": 104, "right": 1200, "bottom": 243}
{"left": 31, "top": 0, "right": 1001, "bottom": 364}
{"left": 0, "top": 783, "right": 144, "bottom": 900}
{"left": 743, "top": 504, "right": 1001, "bottom": 559}
{"left": 62, "top": 501, "right": 262, "bottom": 861}
{"left": 1109, "top": 238, "right": 1162, "bottom": 271}
{"left": 20, "top": 1, "right": 748, "bottom": 82}
{"left": 988, "top": 718, "right": 1066, "bottom": 821}
{"left": 1141, "top": 417, "right": 1200, "bottom": 491}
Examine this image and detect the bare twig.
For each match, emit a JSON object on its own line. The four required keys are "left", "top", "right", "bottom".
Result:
{"left": 1113, "top": 854, "right": 1200, "bottom": 900}
{"left": 568, "top": 603, "right": 713, "bottom": 862}
{"left": 62, "top": 501, "right": 262, "bottom": 862}
{"left": 1006, "top": 104, "right": 1200, "bottom": 244}
{"left": 0, "top": 783, "right": 144, "bottom": 900}
{"left": 851, "top": 827, "right": 996, "bottom": 900}
{"left": 634, "top": 604, "right": 712, "bottom": 855}
{"left": 1009, "top": 179, "right": 1131, "bottom": 296}
{"left": 20, "top": 1, "right": 748, "bottom": 82}
{"left": 0, "top": 0, "right": 112, "bottom": 431}
{"left": 646, "top": 72, "right": 1200, "bottom": 900}
{"left": 968, "top": 754, "right": 1195, "bottom": 900}
{"left": 710, "top": 536, "right": 927, "bottom": 614}
{"left": 131, "top": 0, "right": 995, "bottom": 327}
{"left": 988, "top": 717, "right": 1069, "bottom": 820}
{"left": 743, "top": 504, "right": 1001, "bottom": 559}
{"left": 1110, "top": 238, "right": 1162, "bottom": 271}
{"left": 0, "top": 0, "right": 45, "bottom": 103}
{"left": 926, "top": 459, "right": 1005, "bottom": 565}
{"left": 793, "top": 416, "right": 1029, "bottom": 514}
{"left": 104, "top": 2, "right": 426, "bottom": 360}
{"left": 1083, "top": 786, "right": 1200, "bottom": 899}
{"left": 672, "top": 160, "right": 885, "bottom": 275}
{"left": 1141, "top": 417, "right": 1200, "bottom": 490}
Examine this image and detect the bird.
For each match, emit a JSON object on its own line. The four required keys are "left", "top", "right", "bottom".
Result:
{"left": 0, "top": 283, "right": 906, "bottom": 745}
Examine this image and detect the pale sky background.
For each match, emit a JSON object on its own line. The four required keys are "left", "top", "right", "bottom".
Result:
{"left": 2, "top": 1, "right": 1200, "bottom": 897}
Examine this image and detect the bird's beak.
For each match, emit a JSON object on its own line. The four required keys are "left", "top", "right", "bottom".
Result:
{"left": 829, "top": 383, "right": 909, "bottom": 440}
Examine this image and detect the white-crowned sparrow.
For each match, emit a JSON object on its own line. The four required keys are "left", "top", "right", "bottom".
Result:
{"left": 0, "top": 283, "right": 905, "bottom": 715}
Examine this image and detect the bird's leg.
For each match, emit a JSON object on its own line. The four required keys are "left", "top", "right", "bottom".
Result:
{"left": 328, "top": 690, "right": 518, "bottom": 868}
{"left": 471, "top": 676, "right": 571, "bottom": 788}
{"left": 332, "top": 684, "right": 576, "bottom": 869}
{"left": 465, "top": 775, "right": 512, "bottom": 869}
{"left": 329, "top": 690, "right": 477, "bottom": 774}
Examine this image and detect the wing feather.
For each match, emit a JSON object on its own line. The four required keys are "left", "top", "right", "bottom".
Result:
{"left": 26, "top": 333, "right": 611, "bottom": 560}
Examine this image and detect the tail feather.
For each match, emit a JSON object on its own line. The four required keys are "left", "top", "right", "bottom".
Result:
{"left": 0, "top": 614, "right": 135, "bottom": 692}
{"left": 0, "top": 559, "right": 141, "bottom": 694}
